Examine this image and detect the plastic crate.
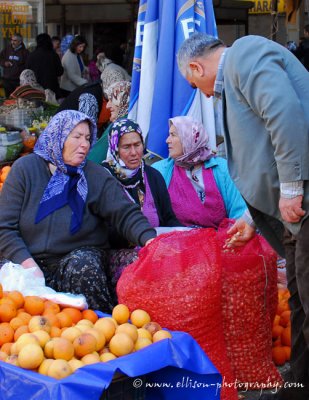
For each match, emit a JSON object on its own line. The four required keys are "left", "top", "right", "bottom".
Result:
{"left": 100, "top": 373, "right": 146, "bottom": 400}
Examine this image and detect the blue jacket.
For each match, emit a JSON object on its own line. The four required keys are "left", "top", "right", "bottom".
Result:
{"left": 152, "top": 156, "right": 247, "bottom": 220}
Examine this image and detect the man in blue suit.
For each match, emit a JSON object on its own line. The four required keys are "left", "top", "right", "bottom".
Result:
{"left": 177, "top": 33, "right": 309, "bottom": 400}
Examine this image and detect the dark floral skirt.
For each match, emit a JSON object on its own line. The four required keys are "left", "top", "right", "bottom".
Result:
{"left": 107, "top": 248, "right": 139, "bottom": 297}
{"left": 35, "top": 247, "right": 116, "bottom": 313}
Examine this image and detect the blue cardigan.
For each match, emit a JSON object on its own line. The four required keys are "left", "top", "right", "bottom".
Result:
{"left": 152, "top": 157, "right": 247, "bottom": 220}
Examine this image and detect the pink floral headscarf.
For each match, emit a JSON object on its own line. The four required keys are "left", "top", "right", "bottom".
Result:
{"left": 169, "top": 116, "right": 215, "bottom": 168}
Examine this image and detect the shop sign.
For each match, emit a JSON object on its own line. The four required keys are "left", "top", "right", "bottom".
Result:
{"left": 249, "top": 0, "right": 285, "bottom": 14}
{"left": 0, "top": 1, "right": 32, "bottom": 40}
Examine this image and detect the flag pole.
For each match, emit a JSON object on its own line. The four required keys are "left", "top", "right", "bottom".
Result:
{"left": 271, "top": 0, "right": 279, "bottom": 41}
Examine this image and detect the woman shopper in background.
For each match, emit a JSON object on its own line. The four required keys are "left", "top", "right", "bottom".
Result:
{"left": 60, "top": 35, "right": 88, "bottom": 97}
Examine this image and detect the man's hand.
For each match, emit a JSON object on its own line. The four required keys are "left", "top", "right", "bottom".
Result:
{"left": 279, "top": 195, "right": 305, "bottom": 223}
{"left": 4, "top": 61, "right": 12, "bottom": 67}
{"left": 226, "top": 219, "right": 256, "bottom": 247}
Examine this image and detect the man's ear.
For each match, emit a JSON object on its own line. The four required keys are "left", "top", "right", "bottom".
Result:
{"left": 189, "top": 61, "right": 204, "bottom": 76}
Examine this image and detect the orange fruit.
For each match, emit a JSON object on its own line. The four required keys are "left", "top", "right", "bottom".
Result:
{"left": 272, "top": 347, "right": 287, "bottom": 366}
{"left": 43, "top": 311, "right": 61, "bottom": 328}
{"left": 50, "top": 326, "right": 62, "bottom": 338}
{"left": 56, "top": 312, "right": 73, "bottom": 328}
{"left": 282, "top": 346, "right": 291, "bottom": 361}
{"left": 17, "top": 311, "right": 32, "bottom": 325}
{"left": 73, "top": 333, "right": 97, "bottom": 358}
{"left": 44, "top": 301, "right": 61, "bottom": 314}
{"left": 7, "top": 291, "right": 24, "bottom": 309}
{"left": 273, "top": 315, "right": 280, "bottom": 326}
{"left": 52, "top": 337, "right": 75, "bottom": 361}
{"left": 9, "top": 316, "right": 25, "bottom": 331}
{"left": 1, "top": 166, "right": 11, "bottom": 174}
{"left": 62, "top": 307, "right": 82, "bottom": 324}
{"left": 1, "top": 342, "right": 13, "bottom": 355}
{"left": 280, "top": 310, "right": 291, "bottom": 327}
{"left": 0, "top": 303, "right": 17, "bottom": 322}
{"left": 130, "top": 309, "right": 151, "bottom": 328}
{"left": 24, "top": 296, "right": 45, "bottom": 316}
{"left": 277, "top": 300, "right": 289, "bottom": 316}
{"left": 152, "top": 330, "right": 172, "bottom": 342}
{"left": 112, "top": 304, "right": 130, "bottom": 324}
{"left": 0, "top": 322, "right": 14, "bottom": 345}
{"left": 116, "top": 323, "right": 138, "bottom": 342}
{"left": 281, "top": 326, "right": 291, "bottom": 347}
{"left": 81, "top": 309, "right": 98, "bottom": 324}
{"left": 272, "top": 325, "right": 284, "bottom": 339}
{"left": 0, "top": 284, "right": 3, "bottom": 299}
{"left": 0, "top": 297, "right": 15, "bottom": 307}
{"left": 14, "top": 325, "right": 29, "bottom": 341}
{"left": 18, "top": 343, "right": 44, "bottom": 369}
{"left": 109, "top": 332, "right": 134, "bottom": 357}
{"left": 47, "top": 359, "right": 72, "bottom": 379}
{"left": 272, "top": 337, "right": 281, "bottom": 347}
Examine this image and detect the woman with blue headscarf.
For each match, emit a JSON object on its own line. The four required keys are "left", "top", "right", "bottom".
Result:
{"left": 0, "top": 110, "right": 156, "bottom": 311}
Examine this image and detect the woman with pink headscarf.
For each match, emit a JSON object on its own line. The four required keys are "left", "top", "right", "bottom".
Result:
{"left": 153, "top": 116, "right": 247, "bottom": 228}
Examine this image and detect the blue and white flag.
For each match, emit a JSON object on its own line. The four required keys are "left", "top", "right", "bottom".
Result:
{"left": 129, "top": 0, "right": 218, "bottom": 158}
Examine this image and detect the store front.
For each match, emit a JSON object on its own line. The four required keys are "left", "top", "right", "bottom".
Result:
{"left": 0, "top": 1, "right": 44, "bottom": 50}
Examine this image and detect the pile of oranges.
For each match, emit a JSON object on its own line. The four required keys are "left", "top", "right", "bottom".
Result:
{"left": 0, "top": 165, "right": 11, "bottom": 191}
{"left": 271, "top": 288, "right": 291, "bottom": 366}
{"left": 0, "top": 284, "right": 171, "bottom": 379}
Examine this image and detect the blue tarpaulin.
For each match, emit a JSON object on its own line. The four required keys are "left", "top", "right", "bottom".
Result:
{"left": 0, "top": 331, "right": 221, "bottom": 400}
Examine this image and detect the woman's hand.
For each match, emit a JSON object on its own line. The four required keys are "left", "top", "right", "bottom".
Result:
{"left": 21, "top": 258, "right": 44, "bottom": 278}
{"left": 225, "top": 219, "right": 256, "bottom": 248}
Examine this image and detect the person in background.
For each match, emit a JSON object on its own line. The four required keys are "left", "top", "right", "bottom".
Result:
{"left": 51, "top": 36, "right": 62, "bottom": 59}
{"left": 102, "top": 118, "right": 180, "bottom": 290}
{"left": 97, "top": 52, "right": 131, "bottom": 93}
{"left": 60, "top": 35, "right": 88, "bottom": 97}
{"left": 177, "top": 32, "right": 309, "bottom": 400}
{"left": 0, "top": 33, "right": 29, "bottom": 98}
{"left": 9, "top": 69, "right": 46, "bottom": 103}
{"left": 26, "top": 33, "right": 63, "bottom": 100}
{"left": 87, "top": 80, "right": 131, "bottom": 163}
{"left": 295, "top": 24, "right": 309, "bottom": 70}
{"left": 88, "top": 49, "right": 101, "bottom": 82}
{"left": 0, "top": 110, "right": 156, "bottom": 312}
{"left": 57, "top": 79, "right": 103, "bottom": 125}
{"left": 60, "top": 34, "right": 74, "bottom": 56}
{"left": 153, "top": 116, "right": 246, "bottom": 228}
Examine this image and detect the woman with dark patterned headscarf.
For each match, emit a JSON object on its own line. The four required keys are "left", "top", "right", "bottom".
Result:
{"left": 102, "top": 118, "right": 180, "bottom": 291}
{"left": 87, "top": 80, "right": 131, "bottom": 163}
{"left": 0, "top": 110, "right": 156, "bottom": 312}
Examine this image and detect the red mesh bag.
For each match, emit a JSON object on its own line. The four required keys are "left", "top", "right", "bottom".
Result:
{"left": 217, "top": 219, "right": 283, "bottom": 389}
{"left": 117, "top": 229, "right": 238, "bottom": 400}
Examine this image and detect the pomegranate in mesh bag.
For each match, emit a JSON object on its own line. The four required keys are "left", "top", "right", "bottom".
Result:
{"left": 117, "top": 228, "right": 238, "bottom": 400}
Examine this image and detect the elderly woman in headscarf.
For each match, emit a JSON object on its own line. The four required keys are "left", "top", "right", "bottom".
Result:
{"left": 10, "top": 69, "right": 57, "bottom": 104}
{"left": 97, "top": 52, "right": 131, "bottom": 92}
{"left": 0, "top": 110, "right": 156, "bottom": 312}
{"left": 153, "top": 116, "right": 247, "bottom": 227}
{"left": 102, "top": 118, "right": 180, "bottom": 290}
{"left": 88, "top": 80, "right": 131, "bottom": 163}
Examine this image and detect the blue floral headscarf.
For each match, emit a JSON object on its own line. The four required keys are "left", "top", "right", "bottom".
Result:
{"left": 34, "top": 110, "right": 97, "bottom": 234}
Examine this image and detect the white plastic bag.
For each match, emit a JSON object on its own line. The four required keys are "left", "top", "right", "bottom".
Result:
{"left": 0, "top": 262, "right": 87, "bottom": 309}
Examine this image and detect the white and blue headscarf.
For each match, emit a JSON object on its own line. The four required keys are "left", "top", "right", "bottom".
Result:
{"left": 34, "top": 110, "right": 97, "bottom": 234}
